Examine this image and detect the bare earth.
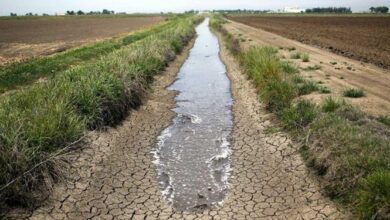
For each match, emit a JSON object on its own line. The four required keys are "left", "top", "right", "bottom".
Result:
{"left": 0, "top": 16, "right": 163, "bottom": 66}
{"left": 225, "top": 19, "right": 390, "bottom": 117}
{"left": 19, "top": 31, "right": 347, "bottom": 219}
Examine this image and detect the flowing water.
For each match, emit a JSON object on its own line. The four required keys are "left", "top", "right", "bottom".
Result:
{"left": 153, "top": 18, "right": 233, "bottom": 211}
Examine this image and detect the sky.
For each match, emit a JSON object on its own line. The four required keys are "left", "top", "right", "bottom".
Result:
{"left": 0, "top": 0, "right": 389, "bottom": 15}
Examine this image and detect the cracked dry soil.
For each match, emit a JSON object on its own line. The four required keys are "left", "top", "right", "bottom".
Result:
{"left": 25, "top": 31, "right": 347, "bottom": 220}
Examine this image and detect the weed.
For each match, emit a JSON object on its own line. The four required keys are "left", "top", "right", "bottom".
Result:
{"left": 301, "top": 53, "right": 310, "bottom": 62}
{"left": 290, "top": 52, "right": 301, "bottom": 59}
{"left": 288, "top": 47, "right": 296, "bottom": 51}
{"left": 377, "top": 115, "right": 390, "bottom": 126}
{"left": 319, "top": 86, "right": 331, "bottom": 94}
{"left": 282, "top": 100, "right": 317, "bottom": 130}
{"left": 281, "top": 61, "right": 299, "bottom": 74}
{"left": 302, "top": 64, "right": 321, "bottom": 71}
{"left": 322, "top": 97, "right": 342, "bottom": 112}
{"left": 343, "top": 88, "right": 365, "bottom": 98}
{"left": 330, "top": 61, "right": 337, "bottom": 65}
{"left": 291, "top": 75, "right": 304, "bottom": 84}
{"left": 297, "top": 80, "right": 319, "bottom": 95}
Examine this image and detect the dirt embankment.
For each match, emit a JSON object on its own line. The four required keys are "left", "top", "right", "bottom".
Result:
{"left": 0, "top": 16, "right": 163, "bottom": 66}
{"left": 228, "top": 15, "right": 390, "bottom": 69}
{"left": 16, "top": 30, "right": 347, "bottom": 219}
{"left": 224, "top": 19, "right": 390, "bottom": 117}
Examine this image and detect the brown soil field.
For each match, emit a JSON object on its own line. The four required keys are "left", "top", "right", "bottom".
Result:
{"left": 227, "top": 15, "right": 390, "bottom": 69}
{"left": 0, "top": 16, "right": 164, "bottom": 65}
{"left": 224, "top": 19, "right": 390, "bottom": 117}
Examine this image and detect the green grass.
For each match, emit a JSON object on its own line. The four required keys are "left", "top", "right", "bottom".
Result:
{"left": 0, "top": 17, "right": 182, "bottom": 94}
{"left": 281, "top": 61, "right": 299, "bottom": 74}
{"left": 301, "top": 53, "right": 310, "bottom": 62}
{"left": 296, "top": 80, "right": 319, "bottom": 95}
{"left": 212, "top": 14, "right": 390, "bottom": 219}
{"left": 321, "top": 97, "right": 342, "bottom": 112}
{"left": 0, "top": 15, "right": 202, "bottom": 211}
{"left": 302, "top": 64, "right": 321, "bottom": 71}
{"left": 290, "top": 52, "right": 302, "bottom": 59}
{"left": 377, "top": 115, "right": 390, "bottom": 127}
{"left": 343, "top": 88, "right": 365, "bottom": 98}
{"left": 318, "top": 86, "right": 331, "bottom": 94}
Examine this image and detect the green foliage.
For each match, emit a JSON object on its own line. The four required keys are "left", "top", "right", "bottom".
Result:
{"left": 281, "top": 61, "right": 299, "bottom": 74}
{"left": 343, "top": 88, "right": 365, "bottom": 98}
{"left": 377, "top": 115, "right": 390, "bottom": 127}
{"left": 290, "top": 52, "right": 302, "bottom": 59}
{"left": 321, "top": 97, "right": 342, "bottom": 112}
{"left": 355, "top": 171, "right": 390, "bottom": 219}
{"left": 301, "top": 53, "right": 310, "bottom": 62}
{"left": 302, "top": 64, "right": 321, "bottom": 71}
{"left": 282, "top": 100, "right": 317, "bottom": 130}
{"left": 297, "top": 80, "right": 319, "bottom": 95}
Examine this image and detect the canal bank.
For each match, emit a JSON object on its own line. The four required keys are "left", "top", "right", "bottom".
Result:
{"left": 26, "top": 17, "right": 346, "bottom": 219}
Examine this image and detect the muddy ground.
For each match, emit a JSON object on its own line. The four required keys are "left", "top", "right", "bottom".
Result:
{"left": 0, "top": 16, "right": 163, "bottom": 66}
{"left": 227, "top": 15, "right": 390, "bottom": 69}
{"left": 225, "top": 19, "right": 390, "bottom": 117}
{"left": 13, "top": 26, "right": 349, "bottom": 219}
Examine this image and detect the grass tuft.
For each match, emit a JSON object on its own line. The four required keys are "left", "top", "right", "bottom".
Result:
{"left": 290, "top": 52, "right": 302, "bottom": 59}
{"left": 302, "top": 64, "right": 321, "bottom": 71}
{"left": 301, "top": 53, "right": 310, "bottom": 62}
{"left": 343, "top": 88, "right": 365, "bottom": 98}
{"left": 321, "top": 97, "right": 342, "bottom": 112}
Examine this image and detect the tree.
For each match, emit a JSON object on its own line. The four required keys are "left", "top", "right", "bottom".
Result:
{"left": 77, "top": 10, "right": 84, "bottom": 15}
{"left": 10, "top": 12, "right": 17, "bottom": 16}
{"left": 369, "top": 7, "right": 375, "bottom": 13}
{"left": 102, "top": 9, "right": 110, "bottom": 14}
{"left": 25, "top": 12, "right": 33, "bottom": 16}
{"left": 66, "top": 10, "right": 75, "bottom": 15}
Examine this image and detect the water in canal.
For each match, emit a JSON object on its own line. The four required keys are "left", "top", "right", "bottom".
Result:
{"left": 153, "top": 18, "right": 233, "bottom": 211}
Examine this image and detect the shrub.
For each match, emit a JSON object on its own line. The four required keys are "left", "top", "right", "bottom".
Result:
{"left": 343, "top": 88, "right": 365, "bottom": 98}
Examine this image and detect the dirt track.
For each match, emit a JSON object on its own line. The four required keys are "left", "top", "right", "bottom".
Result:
{"left": 22, "top": 28, "right": 347, "bottom": 219}
{"left": 225, "top": 19, "right": 390, "bottom": 117}
{"left": 227, "top": 15, "right": 390, "bottom": 69}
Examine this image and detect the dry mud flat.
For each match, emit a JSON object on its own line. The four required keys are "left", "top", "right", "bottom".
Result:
{"left": 0, "top": 16, "right": 163, "bottom": 66}
{"left": 25, "top": 23, "right": 346, "bottom": 219}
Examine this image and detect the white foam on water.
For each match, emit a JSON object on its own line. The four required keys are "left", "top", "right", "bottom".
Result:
{"left": 190, "top": 114, "right": 202, "bottom": 124}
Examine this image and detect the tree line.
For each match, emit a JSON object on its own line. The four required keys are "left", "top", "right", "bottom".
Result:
{"left": 305, "top": 7, "right": 352, "bottom": 13}
{"left": 369, "top": 6, "right": 389, "bottom": 13}
{"left": 66, "top": 9, "right": 115, "bottom": 15}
